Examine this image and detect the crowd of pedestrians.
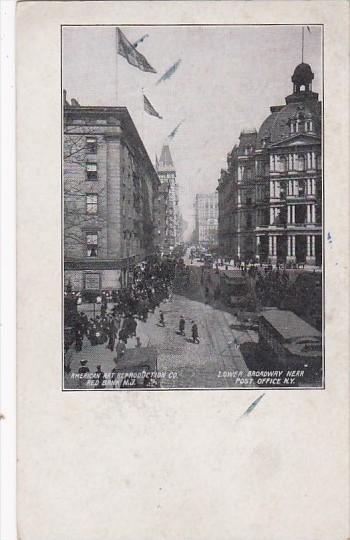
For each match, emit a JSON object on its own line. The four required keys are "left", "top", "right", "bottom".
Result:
{"left": 64, "top": 257, "right": 201, "bottom": 384}
{"left": 66, "top": 258, "right": 176, "bottom": 356}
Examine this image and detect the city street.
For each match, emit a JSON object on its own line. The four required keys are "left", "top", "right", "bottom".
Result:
{"left": 65, "top": 259, "right": 258, "bottom": 390}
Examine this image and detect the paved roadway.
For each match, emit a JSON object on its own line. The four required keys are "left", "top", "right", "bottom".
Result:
{"left": 65, "top": 257, "right": 258, "bottom": 390}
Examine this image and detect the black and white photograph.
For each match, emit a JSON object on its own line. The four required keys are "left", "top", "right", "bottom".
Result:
{"left": 62, "top": 24, "right": 323, "bottom": 390}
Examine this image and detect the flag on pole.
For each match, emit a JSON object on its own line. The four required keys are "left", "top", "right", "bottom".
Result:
{"left": 133, "top": 34, "right": 150, "bottom": 48}
{"left": 117, "top": 28, "right": 156, "bottom": 73}
{"left": 168, "top": 120, "right": 184, "bottom": 140}
{"left": 143, "top": 94, "right": 162, "bottom": 119}
{"left": 156, "top": 59, "right": 181, "bottom": 85}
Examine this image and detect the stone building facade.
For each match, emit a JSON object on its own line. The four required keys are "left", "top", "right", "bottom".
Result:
{"left": 153, "top": 180, "right": 170, "bottom": 254}
{"left": 217, "top": 62, "right": 322, "bottom": 266}
{"left": 194, "top": 192, "right": 219, "bottom": 246}
{"left": 64, "top": 98, "right": 160, "bottom": 291}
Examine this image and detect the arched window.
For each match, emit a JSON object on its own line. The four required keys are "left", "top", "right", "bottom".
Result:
{"left": 279, "top": 156, "right": 287, "bottom": 172}
{"left": 305, "top": 120, "right": 313, "bottom": 132}
{"left": 297, "top": 154, "right": 305, "bottom": 172}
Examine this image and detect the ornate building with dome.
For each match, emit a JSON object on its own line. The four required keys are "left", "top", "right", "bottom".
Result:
{"left": 217, "top": 62, "right": 322, "bottom": 266}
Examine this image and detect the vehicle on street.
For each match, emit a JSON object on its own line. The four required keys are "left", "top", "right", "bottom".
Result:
{"left": 219, "top": 272, "right": 254, "bottom": 309}
{"left": 203, "top": 254, "right": 214, "bottom": 268}
{"left": 258, "top": 308, "right": 322, "bottom": 382}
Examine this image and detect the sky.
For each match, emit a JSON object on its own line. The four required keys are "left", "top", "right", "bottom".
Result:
{"left": 63, "top": 25, "right": 322, "bottom": 238}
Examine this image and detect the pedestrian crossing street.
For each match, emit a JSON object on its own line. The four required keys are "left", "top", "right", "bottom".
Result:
{"left": 66, "top": 265, "right": 258, "bottom": 389}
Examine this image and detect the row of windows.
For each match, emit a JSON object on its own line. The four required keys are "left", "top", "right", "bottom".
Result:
{"left": 270, "top": 178, "right": 319, "bottom": 199}
{"left": 270, "top": 153, "right": 321, "bottom": 173}
{"left": 290, "top": 119, "right": 313, "bottom": 134}
{"left": 85, "top": 192, "right": 147, "bottom": 216}
{"left": 197, "top": 202, "right": 218, "bottom": 210}
{"left": 237, "top": 178, "right": 319, "bottom": 204}
{"left": 237, "top": 153, "right": 321, "bottom": 181}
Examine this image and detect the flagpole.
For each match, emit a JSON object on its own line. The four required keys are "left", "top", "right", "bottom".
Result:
{"left": 302, "top": 26, "right": 304, "bottom": 63}
{"left": 141, "top": 87, "right": 145, "bottom": 140}
{"left": 115, "top": 28, "right": 119, "bottom": 105}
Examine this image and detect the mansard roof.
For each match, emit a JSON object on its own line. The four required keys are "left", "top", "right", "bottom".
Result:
{"left": 257, "top": 99, "right": 321, "bottom": 148}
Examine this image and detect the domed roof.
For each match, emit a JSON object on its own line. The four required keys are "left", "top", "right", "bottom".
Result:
{"left": 257, "top": 100, "right": 321, "bottom": 147}
{"left": 256, "top": 62, "right": 320, "bottom": 148}
{"left": 292, "top": 63, "right": 314, "bottom": 84}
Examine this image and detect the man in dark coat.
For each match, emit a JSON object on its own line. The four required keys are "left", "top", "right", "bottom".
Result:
{"left": 191, "top": 321, "right": 199, "bottom": 344}
{"left": 93, "top": 365, "right": 105, "bottom": 389}
{"left": 107, "top": 322, "right": 116, "bottom": 352}
{"left": 159, "top": 310, "right": 165, "bottom": 327}
{"left": 78, "top": 359, "right": 90, "bottom": 387}
{"left": 118, "top": 327, "right": 128, "bottom": 344}
{"left": 179, "top": 316, "right": 185, "bottom": 336}
{"left": 116, "top": 339, "right": 126, "bottom": 361}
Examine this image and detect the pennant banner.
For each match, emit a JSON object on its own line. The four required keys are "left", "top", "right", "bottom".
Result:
{"left": 117, "top": 28, "right": 156, "bottom": 73}
{"left": 143, "top": 94, "right": 162, "bottom": 119}
{"left": 156, "top": 59, "right": 181, "bottom": 85}
{"left": 168, "top": 120, "right": 184, "bottom": 140}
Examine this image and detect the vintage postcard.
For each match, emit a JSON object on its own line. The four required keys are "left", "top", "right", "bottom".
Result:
{"left": 16, "top": 2, "right": 349, "bottom": 540}
{"left": 63, "top": 24, "right": 324, "bottom": 391}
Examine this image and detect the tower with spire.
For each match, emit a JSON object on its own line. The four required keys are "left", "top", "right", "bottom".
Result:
{"left": 156, "top": 144, "right": 179, "bottom": 252}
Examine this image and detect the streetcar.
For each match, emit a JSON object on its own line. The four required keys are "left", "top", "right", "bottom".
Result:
{"left": 219, "top": 272, "right": 253, "bottom": 309}
{"left": 258, "top": 308, "right": 322, "bottom": 381}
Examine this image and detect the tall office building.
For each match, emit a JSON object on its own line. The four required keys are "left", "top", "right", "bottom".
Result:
{"left": 64, "top": 95, "right": 160, "bottom": 291}
{"left": 156, "top": 145, "right": 179, "bottom": 252}
{"left": 194, "top": 192, "right": 219, "bottom": 246}
{"left": 217, "top": 62, "right": 322, "bottom": 266}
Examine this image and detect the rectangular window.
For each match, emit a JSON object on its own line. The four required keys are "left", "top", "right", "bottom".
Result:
{"left": 86, "top": 194, "right": 98, "bottom": 214}
{"left": 86, "top": 233, "right": 98, "bottom": 257}
{"left": 86, "top": 137, "right": 97, "bottom": 154}
{"left": 85, "top": 273, "right": 100, "bottom": 290}
{"left": 86, "top": 162, "right": 97, "bottom": 181}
